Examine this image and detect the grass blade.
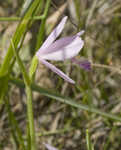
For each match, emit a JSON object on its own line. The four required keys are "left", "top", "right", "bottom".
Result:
{"left": 5, "top": 97, "right": 26, "bottom": 150}
{"left": 10, "top": 77, "right": 121, "bottom": 122}
{"left": 11, "top": 40, "right": 36, "bottom": 150}
{"left": 0, "top": 0, "right": 42, "bottom": 77}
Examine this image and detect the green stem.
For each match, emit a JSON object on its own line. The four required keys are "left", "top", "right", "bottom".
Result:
{"left": 35, "top": 0, "right": 51, "bottom": 50}
{"left": 29, "top": 56, "right": 38, "bottom": 79}
{"left": 26, "top": 86, "right": 36, "bottom": 150}
{"left": 29, "top": 0, "right": 51, "bottom": 79}
{"left": 0, "top": 0, "right": 41, "bottom": 77}
{"left": 11, "top": 40, "right": 36, "bottom": 150}
{"left": 0, "top": 15, "right": 45, "bottom": 22}
{"left": 11, "top": 40, "right": 30, "bottom": 86}
{"left": 86, "top": 129, "right": 93, "bottom": 150}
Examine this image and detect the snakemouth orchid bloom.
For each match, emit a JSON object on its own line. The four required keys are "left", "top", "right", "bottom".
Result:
{"left": 36, "top": 16, "right": 90, "bottom": 84}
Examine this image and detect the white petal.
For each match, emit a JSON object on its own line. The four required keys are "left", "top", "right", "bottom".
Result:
{"left": 40, "top": 16, "right": 68, "bottom": 50}
{"left": 40, "top": 36, "right": 84, "bottom": 61}
{"left": 36, "top": 36, "right": 76, "bottom": 55}
{"left": 44, "top": 143, "right": 58, "bottom": 150}
{"left": 38, "top": 58, "right": 75, "bottom": 84}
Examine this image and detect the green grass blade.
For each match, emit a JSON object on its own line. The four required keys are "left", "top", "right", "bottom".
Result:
{"left": 11, "top": 40, "right": 30, "bottom": 86}
{"left": 21, "top": 0, "right": 33, "bottom": 15}
{"left": 0, "top": 16, "right": 45, "bottom": 22}
{"left": 11, "top": 40, "right": 36, "bottom": 150}
{"left": 35, "top": 0, "right": 51, "bottom": 50}
{"left": 0, "top": 0, "right": 43, "bottom": 102}
{"left": 0, "top": 75, "right": 9, "bottom": 103}
{"left": 86, "top": 129, "right": 94, "bottom": 150}
{"left": 5, "top": 98, "right": 26, "bottom": 150}
{"left": 10, "top": 77, "right": 121, "bottom": 122}
{"left": 0, "top": 0, "right": 42, "bottom": 77}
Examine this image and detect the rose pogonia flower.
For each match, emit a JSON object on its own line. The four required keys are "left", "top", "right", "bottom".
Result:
{"left": 36, "top": 16, "right": 90, "bottom": 84}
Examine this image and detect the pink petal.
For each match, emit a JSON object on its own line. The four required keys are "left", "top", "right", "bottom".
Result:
{"left": 39, "top": 16, "right": 68, "bottom": 50}
{"left": 37, "top": 31, "right": 84, "bottom": 55}
{"left": 71, "top": 58, "right": 91, "bottom": 70}
{"left": 44, "top": 143, "right": 58, "bottom": 150}
{"left": 38, "top": 58, "right": 75, "bottom": 84}
{"left": 37, "top": 36, "right": 76, "bottom": 55}
{"left": 37, "top": 36, "right": 84, "bottom": 61}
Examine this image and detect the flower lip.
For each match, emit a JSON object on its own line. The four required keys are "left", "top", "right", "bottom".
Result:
{"left": 36, "top": 36, "right": 84, "bottom": 61}
{"left": 36, "top": 35, "right": 77, "bottom": 55}
{"left": 36, "top": 30, "right": 84, "bottom": 56}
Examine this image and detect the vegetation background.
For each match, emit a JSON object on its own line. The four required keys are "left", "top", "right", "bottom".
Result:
{"left": 0, "top": 0, "right": 121, "bottom": 149}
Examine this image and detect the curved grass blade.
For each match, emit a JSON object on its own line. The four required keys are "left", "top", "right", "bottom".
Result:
{"left": 0, "top": 0, "right": 42, "bottom": 77}
{"left": 11, "top": 40, "right": 36, "bottom": 150}
{"left": 5, "top": 98, "right": 26, "bottom": 150}
{"left": 10, "top": 77, "right": 121, "bottom": 122}
{"left": 0, "top": 0, "right": 43, "bottom": 101}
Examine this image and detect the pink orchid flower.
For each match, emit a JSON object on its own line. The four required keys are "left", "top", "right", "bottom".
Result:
{"left": 36, "top": 16, "right": 90, "bottom": 84}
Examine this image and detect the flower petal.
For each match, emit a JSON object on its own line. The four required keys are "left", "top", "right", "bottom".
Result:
{"left": 71, "top": 58, "right": 91, "bottom": 70}
{"left": 37, "top": 31, "right": 84, "bottom": 55}
{"left": 40, "top": 16, "right": 68, "bottom": 50}
{"left": 76, "top": 30, "right": 85, "bottom": 36}
{"left": 36, "top": 36, "right": 76, "bottom": 55}
{"left": 44, "top": 143, "right": 58, "bottom": 150}
{"left": 38, "top": 58, "right": 75, "bottom": 84}
{"left": 37, "top": 36, "right": 84, "bottom": 61}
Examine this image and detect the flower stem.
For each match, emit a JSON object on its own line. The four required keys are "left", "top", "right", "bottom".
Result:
{"left": 11, "top": 40, "right": 36, "bottom": 150}
{"left": 29, "top": 0, "right": 51, "bottom": 79}
{"left": 26, "top": 86, "right": 36, "bottom": 150}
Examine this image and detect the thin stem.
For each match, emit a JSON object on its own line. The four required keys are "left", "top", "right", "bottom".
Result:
{"left": 29, "top": 0, "right": 51, "bottom": 79}
{"left": 0, "top": 15, "right": 45, "bottom": 22}
{"left": 11, "top": 40, "right": 30, "bottom": 85}
{"left": 92, "top": 63, "right": 121, "bottom": 74}
{"left": 29, "top": 56, "right": 38, "bottom": 80}
{"left": 5, "top": 97, "right": 26, "bottom": 150}
{"left": 11, "top": 40, "right": 36, "bottom": 150}
{"left": 36, "top": 128, "right": 74, "bottom": 137}
{"left": 86, "top": 129, "right": 94, "bottom": 150}
{"left": 23, "top": 128, "right": 74, "bottom": 140}
{"left": 0, "top": 0, "right": 41, "bottom": 77}
{"left": 86, "top": 0, "right": 98, "bottom": 27}
{"left": 26, "top": 86, "right": 36, "bottom": 150}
